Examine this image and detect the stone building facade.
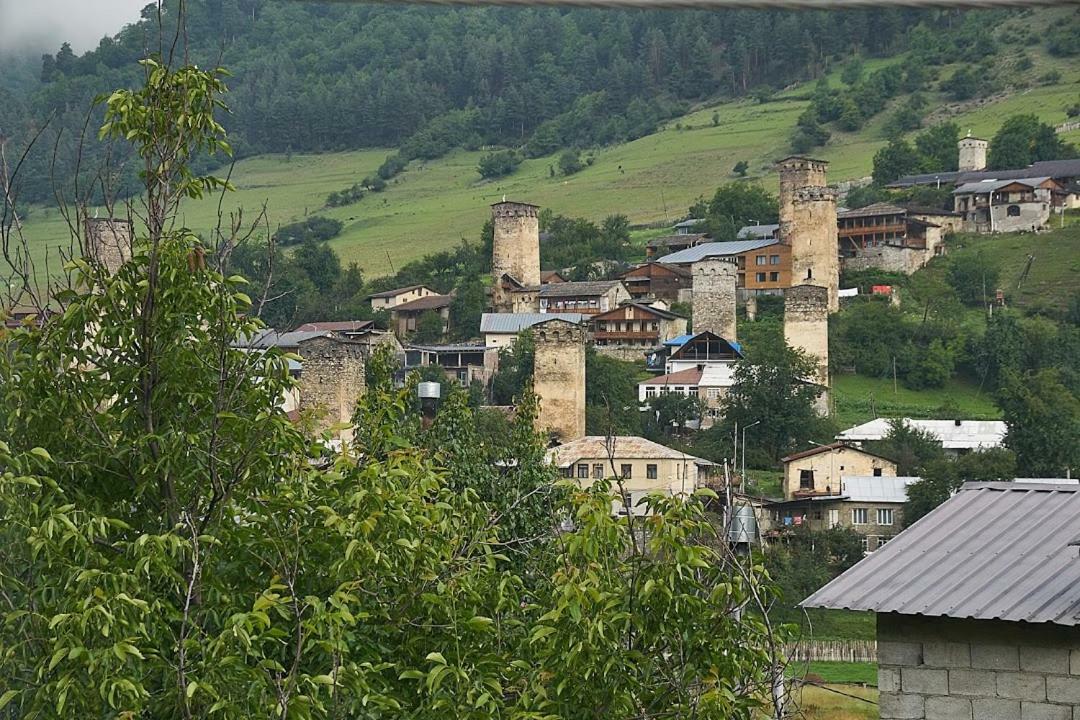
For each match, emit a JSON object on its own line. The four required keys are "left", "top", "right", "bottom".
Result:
{"left": 778, "top": 157, "right": 839, "bottom": 312}
{"left": 491, "top": 201, "right": 541, "bottom": 312}
{"left": 957, "top": 135, "right": 988, "bottom": 172}
{"left": 84, "top": 216, "right": 133, "bottom": 275}
{"left": 784, "top": 284, "right": 829, "bottom": 414}
{"left": 877, "top": 614, "right": 1080, "bottom": 720}
{"left": 532, "top": 318, "right": 586, "bottom": 443}
{"left": 691, "top": 256, "right": 738, "bottom": 341}
{"left": 780, "top": 443, "right": 896, "bottom": 500}
{"left": 297, "top": 335, "right": 366, "bottom": 441}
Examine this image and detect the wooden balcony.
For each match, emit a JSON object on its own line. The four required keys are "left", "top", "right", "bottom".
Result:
{"left": 592, "top": 330, "right": 660, "bottom": 342}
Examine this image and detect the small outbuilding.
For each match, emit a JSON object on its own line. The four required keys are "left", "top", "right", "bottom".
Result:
{"left": 803, "top": 482, "right": 1080, "bottom": 720}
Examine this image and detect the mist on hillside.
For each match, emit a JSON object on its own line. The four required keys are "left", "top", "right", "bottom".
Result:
{"left": 0, "top": 0, "right": 147, "bottom": 54}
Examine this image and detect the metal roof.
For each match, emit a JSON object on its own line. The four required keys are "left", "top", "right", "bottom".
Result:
{"left": 953, "top": 176, "right": 1053, "bottom": 195}
{"left": 841, "top": 476, "right": 918, "bottom": 504}
{"left": 538, "top": 280, "right": 625, "bottom": 298}
{"left": 480, "top": 313, "right": 585, "bottom": 333}
{"left": 889, "top": 159, "right": 1080, "bottom": 189}
{"left": 366, "top": 283, "right": 433, "bottom": 299}
{"left": 663, "top": 333, "right": 695, "bottom": 347}
{"left": 392, "top": 294, "right": 453, "bottom": 312}
{"left": 547, "top": 436, "right": 707, "bottom": 467}
{"left": 802, "top": 482, "right": 1080, "bottom": 626}
{"left": 736, "top": 223, "right": 780, "bottom": 240}
{"left": 837, "top": 202, "right": 907, "bottom": 219}
{"left": 656, "top": 238, "right": 778, "bottom": 265}
{"left": 238, "top": 329, "right": 332, "bottom": 349}
{"left": 647, "top": 233, "right": 708, "bottom": 248}
{"left": 836, "top": 418, "right": 1006, "bottom": 450}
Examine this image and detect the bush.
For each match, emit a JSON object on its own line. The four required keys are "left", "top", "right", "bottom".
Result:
{"left": 275, "top": 215, "right": 344, "bottom": 246}
{"left": 477, "top": 149, "right": 522, "bottom": 179}
{"left": 325, "top": 183, "right": 364, "bottom": 207}
{"left": 558, "top": 149, "right": 584, "bottom": 176}
{"left": 947, "top": 252, "right": 1000, "bottom": 306}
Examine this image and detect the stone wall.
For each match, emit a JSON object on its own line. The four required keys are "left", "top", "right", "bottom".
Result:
{"left": 691, "top": 257, "right": 737, "bottom": 341}
{"left": 784, "top": 284, "right": 829, "bottom": 415}
{"left": 842, "top": 245, "right": 929, "bottom": 275}
{"left": 878, "top": 613, "right": 1080, "bottom": 720}
{"left": 492, "top": 201, "right": 541, "bottom": 312}
{"left": 958, "top": 137, "right": 988, "bottom": 172}
{"left": 532, "top": 319, "right": 586, "bottom": 443}
{"left": 778, "top": 156, "right": 829, "bottom": 227}
{"left": 297, "top": 335, "right": 366, "bottom": 441}
{"left": 84, "top": 216, "right": 133, "bottom": 276}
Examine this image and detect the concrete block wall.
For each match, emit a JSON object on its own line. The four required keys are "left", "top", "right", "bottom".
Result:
{"left": 878, "top": 613, "right": 1080, "bottom": 720}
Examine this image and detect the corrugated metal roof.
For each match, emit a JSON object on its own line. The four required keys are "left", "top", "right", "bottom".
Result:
{"left": 837, "top": 203, "right": 907, "bottom": 219}
{"left": 647, "top": 233, "right": 708, "bottom": 248}
{"left": 889, "top": 159, "right": 1080, "bottom": 189}
{"left": 392, "top": 294, "right": 453, "bottom": 312}
{"left": 837, "top": 418, "right": 1006, "bottom": 450}
{"left": 737, "top": 224, "right": 780, "bottom": 239}
{"left": 547, "top": 436, "right": 706, "bottom": 467}
{"left": 802, "top": 482, "right": 1080, "bottom": 626}
{"left": 480, "top": 313, "right": 584, "bottom": 333}
{"left": 656, "top": 239, "right": 778, "bottom": 265}
{"left": 366, "top": 283, "right": 433, "bottom": 299}
{"left": 538, "top": 280, "right": 625, "bottom": 298}
{"left": 954, "top": 176, "right": 1052, "bottom": 195}
{"left": 841, "top": 476, "right": 918, "bottom": 504}
{"left": 238, "top": 329, "right": 332, "bottom": 349}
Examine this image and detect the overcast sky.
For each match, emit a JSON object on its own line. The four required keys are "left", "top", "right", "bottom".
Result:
{"left": 0, "top": 0, "right": 148, "bottom": 54}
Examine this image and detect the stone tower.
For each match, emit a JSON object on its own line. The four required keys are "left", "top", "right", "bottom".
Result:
{"left": 778, "top": 157, "right": 839, "bottom": 312}
{"left": 958, "top": 135, "right": 988, "bottom": 172}
{"left": 297, "top": 335, "right": 366, "bottom": 442}
{"left": 491, "top": 200, "right": 541, "bottom": 312}
{"left": 784, "top": 284, "right": 829, "bottom": 415}
{"left": 84, "top": 216, "right": 133, "bottom": 276}
{"left": 532, "top": 318, "right": 586, "bottom": 443}
{"left": 691, "top": 256, "right": 738, "bottom": 341}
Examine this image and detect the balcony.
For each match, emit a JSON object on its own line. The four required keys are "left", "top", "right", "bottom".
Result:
{"left": 593, "top": 330, "right": 660, "bottom": 342}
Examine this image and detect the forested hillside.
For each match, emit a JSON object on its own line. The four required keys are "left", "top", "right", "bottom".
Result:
{"left": 1, "top": 1, "right": 1035, "bottom": 205}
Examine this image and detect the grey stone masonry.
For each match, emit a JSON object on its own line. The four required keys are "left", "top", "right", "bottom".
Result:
{"left": 877, "top": 614, "right": 1080, "bottom": 720}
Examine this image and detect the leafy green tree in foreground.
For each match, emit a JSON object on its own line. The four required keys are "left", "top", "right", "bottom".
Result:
{"left": 0, "top": 58, "right": 787, "bottom": 719}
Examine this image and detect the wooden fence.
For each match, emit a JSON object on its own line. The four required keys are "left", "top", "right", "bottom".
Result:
{"left": 786, "top": 639, "right": 877, "bottom": 663}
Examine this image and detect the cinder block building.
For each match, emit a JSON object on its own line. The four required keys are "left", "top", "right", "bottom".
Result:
{"left": 803, "top": 481, "right": 1080, "bottom": 720}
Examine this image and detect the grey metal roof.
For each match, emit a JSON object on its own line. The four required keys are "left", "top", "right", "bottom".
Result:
{"left": 954, "top": 176, "right": 1052, "bottom": 195}
{"left": 238, "top": 329, "right": 332, "bottom": 349}
{"left": 656, "top": 238, "right": 778, "bottom": 265}
{"left": 840, "top": 476, "right": 919, "bottom": 504}
{"left": 480, "top": 313, "right": 585, "bottom": 333}
{"left": 837, "top": 418, "right": 1006, "bottom": 450}
{"left": 888, "top": 159, "right": 1080, "bottom": 189}
{"left": 802, "top": 482, "right": 1080, "bottom": 626}
{"left": 736, "top": 224, "right": 780, "bottom": 240}
{"left": 538, "top": 280, "right": 624, "bottom": 298}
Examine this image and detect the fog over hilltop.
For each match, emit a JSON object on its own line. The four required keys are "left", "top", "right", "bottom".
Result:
{"left": 0, "top": 0, "right": 146, "bottom": 54}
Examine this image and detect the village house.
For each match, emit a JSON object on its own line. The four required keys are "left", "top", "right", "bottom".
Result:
{"left": 664, "top": 331, "right": 742, "bottom": 373}
{"left": 637, "top": 362, "right": 736, "bottom": 427}
{"left": 540, "top": 270, "right": 567, "bottom": 284}
{"left": 546, "top": 436, "right": 708, "bottom": 516}
{"left": 589, "top": 302, "right": 687, "bottom": 359}
{"left": 803, "top": 481, "right": 1080, "bottom": 720}
{"left": 645, "top": 233, "right": 709, "bottom": 260}
{"left": 836, "top": 418, "right": 1006, "bottom": 457}
{"left": 953, "top": 176, "right": 1065, "bottom": 234}
{"left": 367, "top": 284, "right": 439, "bottom": 311}
{"left": 837, "top": 203, "right": 945, "bottom": 274}
{"left": 767, "top": 475, "right": 916, "bottom": 552}
{"left": 737, "top": 223, "right": 780, "bottom": 241}
{"left": 403, "top": 343, "right": 498, "bottom": 387}
{"left": 781, "top": 442, "right": 897, "bottom": 500}
{"left": 617, "top": 262, "right": 694, "bottom": 304}
{"left": 389, "top": 294, "right": 453, "bottom": 337}
{"left": 536, "top": 280, "right": 631, "bottom": 316}
{"left": 656, "top": 239, "right": 792, "bottom": 299}
{"left": 479, "top": 312, "right": 585, "bottom": 349}
{"left": 673, "top": 218, "right": 705, "bottom": 235}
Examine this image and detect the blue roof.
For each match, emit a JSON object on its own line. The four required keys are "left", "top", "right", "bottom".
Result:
{"left": 663, "top": 334, "right": 695, "bottom": 347}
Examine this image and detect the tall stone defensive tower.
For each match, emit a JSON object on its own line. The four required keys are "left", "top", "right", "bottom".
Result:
{"left": 691, "top": 256, "right": 738, "bottom": 341}
{"left": 957, "top": 135, "right": 988, "bottom": 172}
{"left": 297, "top": 335, "right": 366, "bottom": 442}
{"left": 84, "top": 216, "right": 133, "bottom": 276}
{"left": 491, "top": 200, "right": 541, "bottom": 312}
{"left": 532, "top": 318, "right": 586, "bottom": 443}
{"left": 778, "top": 157, "right": 839, "bottom": 312}
{"left": 784, "top": 284, "right": 830, "bottom": 415}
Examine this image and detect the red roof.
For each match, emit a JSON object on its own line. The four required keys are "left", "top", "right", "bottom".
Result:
{"left": 640, "top": 367, "right": 704, "bottom": 386}
{"left": 391, "top": 294, "right": 453, "bottom": 312}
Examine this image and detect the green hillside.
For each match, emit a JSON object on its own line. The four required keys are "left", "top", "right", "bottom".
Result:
{"left": 12, "top": 8, "right": 1080, "bottom": 278}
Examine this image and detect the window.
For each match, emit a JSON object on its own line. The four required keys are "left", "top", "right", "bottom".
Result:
{"left": 756, "top": 272, "right": 766, "bottom": 282}
{"left": 852, "top": 508, "right": 868, "bottom": 525}
{"left": 577, "top": 464, "right": 589, "bottom": 479}
{"left": 799, "top": 469, "right": 814, "bottom": 490}
{"left": 621, "top": 464, "right": 632, "bottom": 479}
{"left": 562, "top": 467, "right": 574, "bottom": 478}
{"left": 645, "top": 387, "right": 657, "bottom": 398}
{"left": 1007, "top": 205, "right": 1021, "bottom": 217}
{"left": 813, "top": 510, "right": 822, "bottom": 520}
{"left": 770, "top": 255, "right": 780, "bottom": 265}
{"left": 806, "top": 268, "right": 813, "bottom": 280}
{"left": 647, "top": 464, "right": 658, "bottom": 480}
{"left": 769, "top": 272, "right": 780, "bottom": 282}
{"left": 873, "top": 468, "right": 883, "bottom": 477}
{"left": 877, "top": 508, "right": 894, "bottom": 526}
{"left": 592, "top": 464, "right": 604, "bottom": 479}
{"left": 860, "top": 535, "right": 870, "bottom": 553}
{"left": 755, "top": 255, "right": 767, "bottom": 266}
